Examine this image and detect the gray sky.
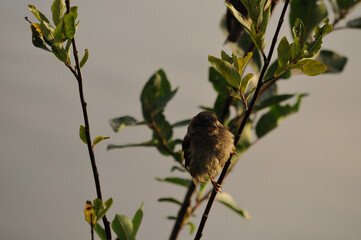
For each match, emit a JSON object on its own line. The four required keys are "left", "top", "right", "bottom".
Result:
{"left": 1, "top": 0, "right": 361, "bottom": 239}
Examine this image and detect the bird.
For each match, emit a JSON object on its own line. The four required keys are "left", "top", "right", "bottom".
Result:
{"left": 182, "top": 111, "right": 235, "bottom": 192}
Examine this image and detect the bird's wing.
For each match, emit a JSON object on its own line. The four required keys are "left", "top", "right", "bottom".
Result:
{"left": 182, "top": 133, "right": 192, "bottom": 169}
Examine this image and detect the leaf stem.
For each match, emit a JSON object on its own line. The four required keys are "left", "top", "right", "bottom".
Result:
{"left": 65, "top": 1, "right": 111, "bottom": 239}
{"left": 194, "top": 1, "right": 290, "bottom": 239}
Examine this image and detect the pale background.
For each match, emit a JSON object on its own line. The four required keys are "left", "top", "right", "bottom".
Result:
{"left": 1, "top": 0, "right": 361, "bottom": 239}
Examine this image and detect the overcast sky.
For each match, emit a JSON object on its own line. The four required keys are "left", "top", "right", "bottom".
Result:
{"left": 1, "top": 0, "right": 361, "bottom": 239}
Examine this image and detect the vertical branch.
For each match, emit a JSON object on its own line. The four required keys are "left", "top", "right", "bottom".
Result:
{"left": 65, "top": 1, "right": 112, "bottom": 239}
{"left": 194, "top": 1, "right": 290, "bottom": 239}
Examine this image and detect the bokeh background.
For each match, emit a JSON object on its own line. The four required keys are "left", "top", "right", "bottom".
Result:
{"left": 1, "top": 0, "right": 361, "bottom": 239}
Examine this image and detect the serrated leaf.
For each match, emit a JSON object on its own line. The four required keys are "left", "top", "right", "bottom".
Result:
{"left": 304, "top": 18, "right": 333, "bottom": 58}
{"left": 112, "top": 215, "right": 133, "bottom": 240}
{"left": 158, "top": 197, "right": 182, "bottom": 205}
{"left": 225, "top": 1, "right": 252, "bottom": 33}
{"left": 51, "top": 0, "right": 66, "bottom": 26}
{"left": 346, "top": 17, "right": 361, "bottom": 28}
{"left": 208, "top": 55, "right": 241, "bottom": 88}
{"left": 94, "top": 223, "right": 107, "bottom": 240}
{"left": 290, "top": 0, "right": 328, "bottom": 43}
{"left": 80, "top": 49, "right": 89, "bottom": 68}
{"left": 79, "top": 125, "right": 87, "bottom": 144}
{"left": 64, "top": 12, "right": 76, "bottom": 39}
{"left": 256, "top": 94, "right": 307, "bottom": 138}
{"left": 294, "top": 59, "right": 328, "bottom": 76}
{"left": 277, "top": 37, "right": 290, "bottom": 67}
{"left": 156, "top": 177, "right": 192, "bottom": 188}
{"left": 132, "top": 203, "right": 144, "bottom": 240}
{"left": 216, "top": 192, "right": 251, "bottom": 220}
{"left": 316, "top": 50, "right": 347, "bottom": 73}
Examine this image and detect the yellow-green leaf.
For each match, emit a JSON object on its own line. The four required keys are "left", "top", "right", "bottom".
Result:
{"left": 79, "top": 125, "right": 87, "bottom": 144}
{"left": 80, "top": 49, "right": 89, "bottom": 68}
{"left": 93, "top": 136, "right": 110, "bottom": 146}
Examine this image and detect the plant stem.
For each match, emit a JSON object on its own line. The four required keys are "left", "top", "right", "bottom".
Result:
{"left": 65, "top": 1, "right": 112, "bottom": 239}
{"left": 194, "top": 1, "right": 290, "bottom": 239}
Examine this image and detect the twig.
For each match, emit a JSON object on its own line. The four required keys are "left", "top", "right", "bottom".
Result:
{"left": 194, "top": 1, "right": 290, "bottom": 239}
{"left": 65, "top": 1, "right": 112, "bottom": 239}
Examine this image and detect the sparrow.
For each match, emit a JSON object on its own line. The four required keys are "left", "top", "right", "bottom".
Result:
{"left": 182, "top": 111, "right": 235, "bottom": 192}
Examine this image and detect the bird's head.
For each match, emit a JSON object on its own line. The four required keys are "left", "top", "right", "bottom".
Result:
{"left": 190, "top": 111, "right": 223, "bottom": 135}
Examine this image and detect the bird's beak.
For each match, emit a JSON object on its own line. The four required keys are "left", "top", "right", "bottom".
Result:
{"left": 207, "top": 123, "right": 218, "bottom": 131}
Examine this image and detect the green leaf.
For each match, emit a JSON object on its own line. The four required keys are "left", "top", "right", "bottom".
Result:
{"left": 274, "top": 63, "right": 290, "bottom": 78}
{"left": 254, "top": 94, "right": 296, "bottom": 112}
{"left": 109, "top": 116, "right": 141, "bottom": 132}
{"left": 39, "top": 21, "right": 55, "bottom": 46}
{"left": 277, "top": 37, "right": 290, "bottom": 67}
{"left": 208, "top": 67, "right": 230, "bottom": 98}
{"left": 152, "top": 113, "right": 173, "bottom": 143}
{"left": 290, "top": 0, "right": 328, "bottom": 43}
{"left": 240, "top": 73, "right": 253, "bottom": 94}
{"left": 79, "top": 125, "right": 87, "bottom": 144}
{"left": 216, "top": 192, "right": 251, "bottom": 220}
{"left": 52, "top": 41, "right": 68, "bottom": 62}
{"left": 51, "top": 0, "right": 66, "bottom": 26}
{"left": 170, "top": 166, "right": 186, "bottom": 172}
{"left": 80, "top": 49, "right": 89, "bottom": 68}
{"left": 240, "top": 0, "right": 267, "bottom": 26}
{"left": 29, "top": 23, "right": 51, "bottom": 52}
{"left": 172, "top": 119, "right": 191, "bottom": 128}
{"left": 155, "top": 177, "right": 192, "bottom": 188}
{"left": 252, "top": 32, "right": 265, "bottom": 51}
{"left": 221, "top": 50, "right": 233, "bottom": 63}
{"left": 256, "top": 94, "right": 308, "bottom": 138}
{"left": 93, "top": 198, "right": 103, "bottom": 217}
{"left": 53, "top": 19, "right": 64, "bottom": 41}
{"left": 64, "top": 12, "right": 76, "bottom": 39}
{"left": 346, "top": 17, "right": 361, "bottom": 28}
{"left": 259, "top": 3, "right": 271, "bottom": 34}
{"left": 237, "top": 52, "right": 253, "bottom": 76}
{"left": 107, "top": 140, "right": 157, "bottom": 150}
{"left": 28, "top": 4, "right": 50, "bottom": 23}
{"left": 187, "top": 222, "right": 196, "bottom": 234}
{"left": 140, "top": 69, "right": 173, "bottom": 122}
{"left": 65, "top": 39, "right": 72, "bottom": 62}
{"left": 158, "top": 197, "right": 182, "bottom": 206}
{"left": 112, "top": 215, "right": 133, "bottom": 240}
{"left": 294, "top": 59, "right": 328, "bottom": 76}
{"left": 304, "top": 18, "right": 333, "bottom": 58}
{"left": 208, "top": 55, "right": 241, "bottom": 88}
{"left": 70, "top": 6, "right": 78, "bottom": 19}
{"left": 132, "top": 203, "right": 144, "bottom": 240}
{"left": 94, "top": 223, "right": 107, "bottom": 240}
{"left": 225, "top": 2, "right": 252, "bottom": 33}
{"left": 316, "top": 50, "right": 347, "bottom": 73}
{"left": 264, "top": 60, "right": 291, "bottom": 81}
{"left": 93, "top": 136, "right": 110, "bottom": 146}
{"left": 96, "top": 198, "right": 113, "bottom": 221}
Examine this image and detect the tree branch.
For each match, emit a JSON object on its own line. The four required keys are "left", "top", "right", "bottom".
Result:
{"left": 194, "top": 1, "right": 290, "bottom": 239}
{"left": 65, "top": 1, "right": 111, "bottom": 239}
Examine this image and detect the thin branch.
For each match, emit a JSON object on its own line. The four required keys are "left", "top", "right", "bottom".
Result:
{"left": 194, "top": 1, "right": 290, "bottom": 239}
{"left": 65, "top": 1, "right": 111, "bottom": 239}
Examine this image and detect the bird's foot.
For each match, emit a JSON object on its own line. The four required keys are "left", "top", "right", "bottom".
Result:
{"left": 209, "top": 175, "right": 222, "bottom": 192}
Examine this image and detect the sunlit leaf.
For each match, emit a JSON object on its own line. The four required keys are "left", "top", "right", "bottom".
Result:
{"left": 304, "top": 18, "right": 332, "bottom": 58}
{"left": 96, "top": 198, "right": 113, "bottom": 221}
{"left": 112, "top": 215, "right": 133, "bottom": 240}
{"left": 64, "top": 12, "right": 76, "bottom": 39}
{"left": 208, "top": 55, "right": 241, "bottom": 88}
{"left": 225, "top": 2, "right": 252, "bottom": 33}
{"left": 294, "top": 59, "right": 328, "bottom": 76}
{"left": 29, "top": 23, "right": 51, "bottom": 52}
{"left": 132, "top": 202, "right": 144, "bottom": 240}
{"left": 187, "top": 222, "right": 196, "bottom": 234}
{"left": 216, "top": 192, "right": 251, "bottom": 220}
{"left": 51, "top": 0, "right": 66, "bottom": 26}
{"left": 277, "top": 37, "right": 290, "bottom": 67}
{"left": 80, "top": 49, "right": 89, "bottom": 68}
